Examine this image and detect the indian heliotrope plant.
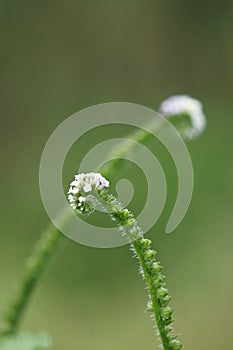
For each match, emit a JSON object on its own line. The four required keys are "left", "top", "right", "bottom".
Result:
{"left": 0, "top": 95, "right": 206, "bottom": 349}
{"left": 68, "top": 172, "right": 183, "bottom": 350}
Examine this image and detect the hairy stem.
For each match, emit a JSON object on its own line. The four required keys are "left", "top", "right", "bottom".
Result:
{"left": 0, "top": 216, "right": 68, "bottom": 336}
{"left": 101, "top": 116, "right": 189, "bottom": 177}
{"left": 83, "top": 189, "right": 183, "bottom": 349}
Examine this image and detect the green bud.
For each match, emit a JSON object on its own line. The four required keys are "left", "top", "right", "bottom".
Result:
{"left": 152, "top": 262, "right": 162, "bottom": 273}
{"left": 168, "top": 333, "right": 177, "bottom": 341}
{"left": 163, "top": 317, "right": 174, "bottom": 326}
{"left": 154, "top": 278, "right": 164, "bottom": 288}
{"left": 145, "top": 250, "right": 156, "bottom": 261}
{"left": 116, "top": 208, "right": 131, "bottom": 223}
{"left": 170, "top": 339, "right": 183, "bottom": 349}
{"left": 161, "top": 306, "right": 173, "bottom": 319}
{"left": 160, "top": 294, "right": 171, "bottom": 307}
{"left": 122, "top": 208, "right": 130, "bottom": 218}
{"left": 141, "top": 238, "right": 152, "bottom": 249}
{"left": 157, "top": 287, "right": 168, "bottom": 298}
{"left": 127, "top": 218, "right": 135, "bottom": 226}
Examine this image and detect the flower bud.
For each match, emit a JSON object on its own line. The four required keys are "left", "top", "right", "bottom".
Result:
{"left": 159, "top": 94, "right": 206, "bottom": 140}
{"left": 170, "top": 339, "right": 183, "bottom": 349}
{"left": 141, "top": 238, "right": 152, "bottom": 249}
{"left": 152, "top": 262, "right": 162, "bottom": 273}
{"left": 161, "top": 306, "right": 173, "bottom": 320}
{"left": 157, "top": 287, "right": 168, "bottom": 298}
{"left": 68, "top": 172, "right": 109, "bottom": 213}
{"left": 145, "top": 250, "right": 156, "bottom": 261}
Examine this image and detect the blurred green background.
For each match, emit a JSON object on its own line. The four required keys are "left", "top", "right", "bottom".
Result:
{"left": 0, "top": 1, "right": 233, "bottom": 349}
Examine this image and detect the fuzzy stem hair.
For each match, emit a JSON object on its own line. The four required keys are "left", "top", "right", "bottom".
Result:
{"left": 76, "top": 188, "right": 183, "bottom": 350}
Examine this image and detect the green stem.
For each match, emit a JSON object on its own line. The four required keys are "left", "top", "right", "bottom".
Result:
{"left": 86, "top": 190, "right": 183, "bottom": 349}
{"left": 101, "top": 116, "right": 189, "bottom": 177}
{"left": 0, "top": 217, "right": 68, "bottom": 336}
{"left": 132, "top": 240, "right": 172, "bottom": 349}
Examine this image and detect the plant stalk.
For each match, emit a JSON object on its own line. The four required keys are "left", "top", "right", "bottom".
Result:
{"left": 0, "top": 114, "right": 187, "bottom": 338}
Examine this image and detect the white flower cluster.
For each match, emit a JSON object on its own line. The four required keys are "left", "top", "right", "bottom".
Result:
{"left": 68, "top": 172, "right": 109, "bottom": 213}
{"left": 159, "top": 94, "right": 206, "bottom": 139}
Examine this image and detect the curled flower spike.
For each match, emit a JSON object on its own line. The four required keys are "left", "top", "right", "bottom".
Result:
{"left": 68, "top": 172, "right": 109, "bottom": 214}
{"left": 1, "top": 96, "right": 206, "bottom": 343}
{"left": 159, "top": 94, "right": 206, "bottom": 140}
{"left": 68, "top": 172, "right": 183, "bottom": 350}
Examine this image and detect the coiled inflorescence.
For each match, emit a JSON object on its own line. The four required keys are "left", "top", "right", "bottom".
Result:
{"left": 68, "top": 172, "right": 183, "bottom": 350}
{"left": 68, "top": 172, "right": 109, "bottom": 214}
{"left": 159, "top": 94, "right": 206, "bottom": 140}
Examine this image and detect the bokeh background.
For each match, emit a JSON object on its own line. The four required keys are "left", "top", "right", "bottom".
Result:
{"left": 0, "top": 1, "right": 233, "bottom": 349}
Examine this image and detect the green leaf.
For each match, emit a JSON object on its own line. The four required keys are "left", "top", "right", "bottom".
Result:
{"left": 0, "top": 332, "right": 52, "bottom": 350}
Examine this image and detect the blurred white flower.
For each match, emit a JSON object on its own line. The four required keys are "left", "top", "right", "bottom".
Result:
{"left": 159, "top": 94, "right": 206, "bottom": 139}
{"left": 68, "top": 172, "right": 109, "bottom": 212}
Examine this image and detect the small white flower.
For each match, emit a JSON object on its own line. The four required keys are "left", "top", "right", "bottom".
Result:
{"left": 67, "top": 172, "right": 109, "bottom": 213}
{"left": 159, "top": 94, "right": 206, "bottom": 139}
{"left": 68, "top": 194, "right": 74, "bottom": 201}
{"left": 83, "top": 183, "right": 92, "bottom": 193}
